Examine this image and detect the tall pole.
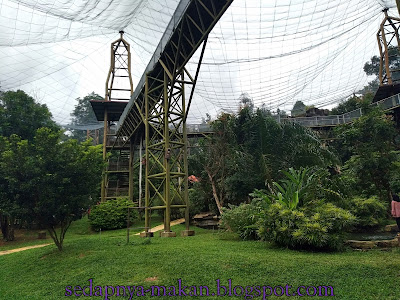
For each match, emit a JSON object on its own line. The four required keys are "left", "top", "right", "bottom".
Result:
{"left": 163, "top": 70, "right": 171, "bottom": 233}
{"left": 182, "top": 71, "right": 190, "bottom": 231}
{"left": 129, "top": 138, "right": 135, "bottom": 202}
{"left": 101, "top": 107, "right": 108, "bottom": 202}
{"left": 139, "top": 138, "right": 143, "bottom": 208}
{"left": 142, "top": 74, "right": 152, "bottom": 237}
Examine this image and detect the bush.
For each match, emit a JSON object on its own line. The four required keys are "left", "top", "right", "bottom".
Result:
{"left": 221, "top": 202, "right": 261, "bottom": 240}
{"left": 349, "top": 196, "right": 387, "bottom": 230}
{"left": 89, "top": 198, "right": 136, "bottom": 231}
{"left": 188, "top": 187, "right": 218, "bottom": 217}
{"left": 258, "top": 202, "right": 355, "bottom": 251}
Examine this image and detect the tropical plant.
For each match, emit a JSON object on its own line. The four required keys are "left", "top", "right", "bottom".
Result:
{"left": 251, "top": 167, "right": 332, "bottom": 210}
{"left": 271, "top": 168, "right": 317, "bottom": 209}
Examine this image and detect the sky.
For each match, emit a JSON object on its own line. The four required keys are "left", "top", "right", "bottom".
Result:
{"left": 0, "top": 0, "right": 398, "bottom": 125}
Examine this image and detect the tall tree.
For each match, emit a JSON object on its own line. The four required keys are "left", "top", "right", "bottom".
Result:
{"left": 0, "top": 90, "right": 58, "bottom": 140}
{"left": 239, "top": 92, "right": 254, "bottom": 113}
{"left": 190, "top": 113, "right": 239, "bottom": 214}
{"left": 359, "top": 45, "right": 400, "bottom": 94}
{"left": 291, "top": 101, "right": 306, "bottom": 117}
{"left": 0, "top": 89, "right": 58, "bottom": 240}
{"left": 32, "top": 128, "right": 103, "bottom": 250}
{"left": 334, "top": 106, "right": 398, "bottom": 201}
{"left": 363, "top": 46, "right": 400, "bottom": 78}
{"left": 70, "top": 92, "right": 104, "bottom": 142}
{"left": 0, "top": 128, "right": 103, "bottom": 248}
{"left": 0, "top": 135, "right": 34, "bottom": 241}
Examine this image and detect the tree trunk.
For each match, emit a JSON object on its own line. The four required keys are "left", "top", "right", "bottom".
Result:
{"left": 0, "top": 215, "right": 15, "bottom": 241}
{"left": 48, "top": 227, "right": 63, "bottom": 251}
{"left": 47, "top": 219, "right": 72, "bottom": 251}
{"left": 207, "top": 171, "right": 223, "bottom": 215}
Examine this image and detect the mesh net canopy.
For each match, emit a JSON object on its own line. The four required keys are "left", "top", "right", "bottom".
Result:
{"left": 0, "top": 0, "right": 398, "bottom": 125}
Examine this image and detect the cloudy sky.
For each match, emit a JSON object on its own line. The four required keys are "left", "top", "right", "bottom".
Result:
{"left": 0, "top": 0, "right": 398, "bottom": 124}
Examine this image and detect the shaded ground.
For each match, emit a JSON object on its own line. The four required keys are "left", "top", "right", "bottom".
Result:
{"left": 0, "top": 228, "right": 51, "bottom": 250}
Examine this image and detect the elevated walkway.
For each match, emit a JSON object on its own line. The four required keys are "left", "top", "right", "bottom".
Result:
{"left": 187, "top": 92, "right": 400, "bottom": 132}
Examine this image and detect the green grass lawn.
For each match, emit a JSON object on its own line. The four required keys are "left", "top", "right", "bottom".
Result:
{"left": 0, "top": 215, "right": 164, "bottom": 251}
{"left": 0, "top": 217, "right": 399, "bottom": 299}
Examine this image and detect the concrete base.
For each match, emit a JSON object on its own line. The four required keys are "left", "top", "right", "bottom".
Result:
{"left": 160, "top": 231, "right": 176, "bottom": 238}
{"left": 140, "top": 232, "right": 154, "bottom": 238}
{"left": 181, "top": 230, "right": 195, "bottom": 237}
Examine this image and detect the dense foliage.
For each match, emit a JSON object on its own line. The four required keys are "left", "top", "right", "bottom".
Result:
{"left": 0, "top": 90, "right": 58, "bottom": 140}
{"left": 0, "top": 89, "right": 104, "bottom": 250}
{"left": 349, "top": 196, "right": 387, "bottom": 230}
{"left": 89, "top": 198, "right": 136, "bottom": 231}
{"left": 334, "top": 107, "right": 399, "bottom": 200}
{"left": 221, "top": 168, "right": 356, "bottom": 251}
{"left": 189, "top": 108, "right": 336, "bottom": 215}
{"left": 0, "top": 90, "right": 59, "bottom": 241}
{"left": 221, "top": 202, "right": 260, "bottom": 240}
{"left": 0, "top": 128, "right": 104, "bottom": 249}
{"left": 291, "top": 100, "right": 306, "bottom": 116}
{"left": 258, "top": 202, "right": 355, "bottom": 251}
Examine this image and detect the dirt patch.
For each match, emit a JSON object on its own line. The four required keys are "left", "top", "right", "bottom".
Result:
{"left": 0, "top": 243, "right": 51, "bottom": 256}
{"left": 144, "top": 276, "right": 159, "bottom": 282}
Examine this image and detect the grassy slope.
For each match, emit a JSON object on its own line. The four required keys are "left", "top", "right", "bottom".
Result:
{"left": 0, "top": 218, "right": 399, "bottom": 299}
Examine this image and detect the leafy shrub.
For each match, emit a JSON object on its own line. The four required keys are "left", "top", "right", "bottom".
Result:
{"left": 221, "top": 202, "right": 261, "bottom": 240}
{"left": 258, "top": 202, "right": 355, "bottom": 251}
{"left": 349, "top": 196, "right": 387, "bottom": 230}
{"left": 319, "top": 171, "right": 356, "bottom": 209}
{"left": 189, "top": 187, "right": 207, "bottom": 217}
{"left": 89, "top": 198, "right": 136, "bottom": 231}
